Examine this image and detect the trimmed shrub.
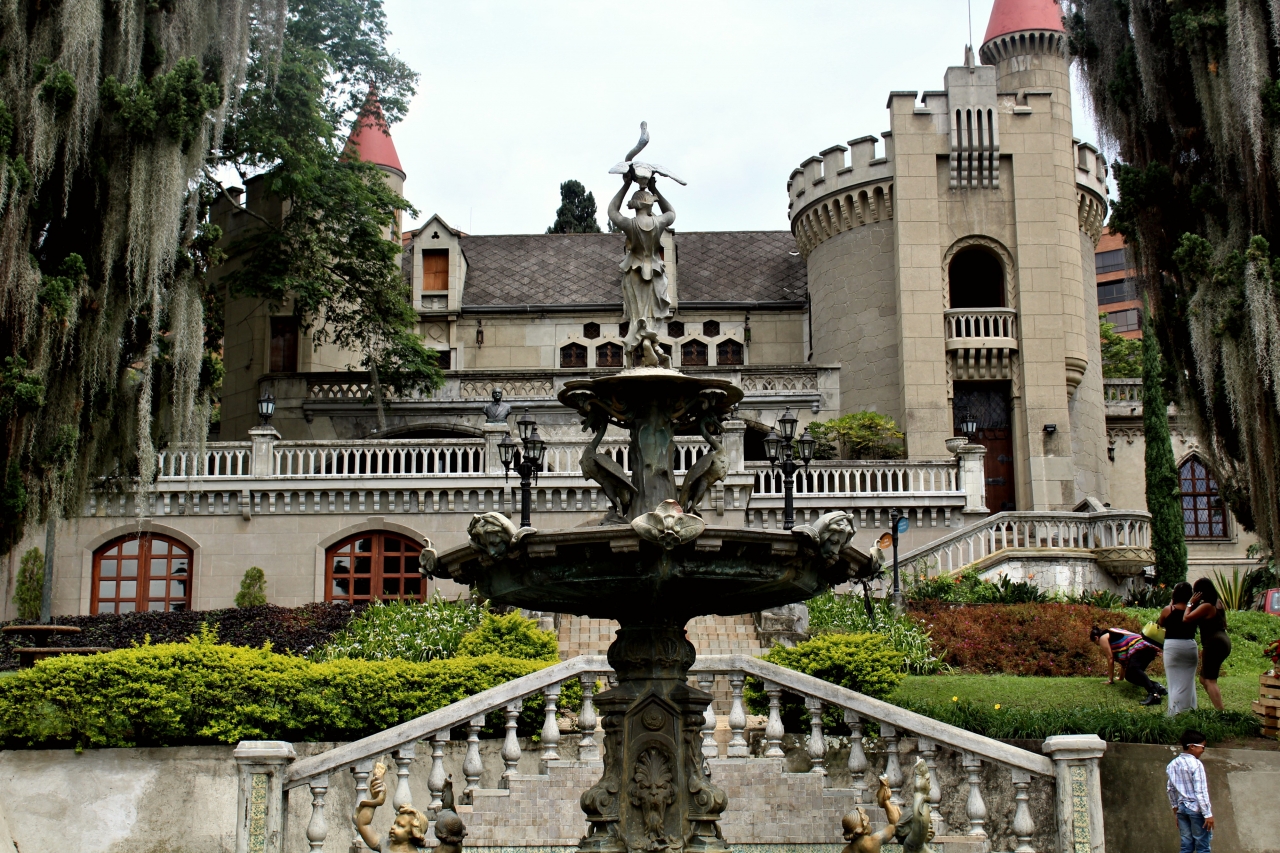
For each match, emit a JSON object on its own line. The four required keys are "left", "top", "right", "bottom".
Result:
{"left": 906, "top": 568, "right": 1046, "bottom": 605}
{"left": 900, "top": 698, "right": 1260, "bottom": 745}
{"left": 458, "top": 612, "right": 559, "bottom": 661}
{"left": 910, "top": 603, "right": 1149, "bottom": 677}
{"left": 235, "top": 567, "right": 267, "bottom": 608}
{"left": 0, "top": 603, "right": 358, "bottom": 669}
{"left": 806, "top": 592, "right": 945, "bottom": 674}
{"left": 315, "top": 595, "right": 485, "bottom": 663}
{"left": 0, "top": 629, "right": 550, "bottom": 749}
{"left": 13, "top": 547, "right": 42, "bottom": 621}
{"left": 746, "top": 633, "right": 904, "bottom": 729}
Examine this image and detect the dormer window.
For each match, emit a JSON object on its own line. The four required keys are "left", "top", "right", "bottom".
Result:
{"left": 423, "top": 249, "right": 448, "bottom": 291}
{"left": 668, "top": 320, "right": 685, "bottom": 337}
{"left": 561, "top": 343, "right": 587, "bottom": 369}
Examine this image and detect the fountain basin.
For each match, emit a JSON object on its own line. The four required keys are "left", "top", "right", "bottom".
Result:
{"left": 433, "top": 525, "right": 867, "bottom": 623}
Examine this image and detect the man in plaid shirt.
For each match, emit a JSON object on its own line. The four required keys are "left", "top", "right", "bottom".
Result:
{"left": 1167, "top": 729, "right": 1214, "bottom": 852}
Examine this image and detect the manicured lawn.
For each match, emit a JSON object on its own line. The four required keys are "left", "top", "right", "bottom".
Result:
{"left": 891, "top": 673, "right": 1262, "bottom": 715}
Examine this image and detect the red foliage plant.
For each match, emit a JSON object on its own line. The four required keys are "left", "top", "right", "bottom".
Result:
{"left": 908, "top": 603, "right": 1155, "bottom": 677}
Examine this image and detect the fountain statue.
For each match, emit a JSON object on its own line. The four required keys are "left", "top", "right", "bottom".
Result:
{"left": 430, "top": 126, "right": 868, "bottom": 853}
{"left": 354, "top": 763, "right": 435, "bottom": 853}
{"left": 839, "top": 759, "right": 936, "bottom": 853}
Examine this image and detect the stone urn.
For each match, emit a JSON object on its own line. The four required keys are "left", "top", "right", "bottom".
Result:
{"left": 1093, "top": 545, "right": 1156, "bottom": 578}
{"left": 944, "top": 436, "right": 968, "bottom": 456}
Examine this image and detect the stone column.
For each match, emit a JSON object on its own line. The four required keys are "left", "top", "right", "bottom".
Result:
{"left": 248, "top": 425, "right": 280, "bottom": 478}
{"left": 1042, "top": 734, "right": 1107, "bottom": 853}
{"left": 234, "top": 740, "right": 297, "bottom": 853}
{"left": 483, "top": 422, "right": 511, "bottom": 475}
{"left": 721, "top": 419, "right": 746, "bottom": 474}
{"left": 957, "top": 443, "right": 989, "bottom": 514}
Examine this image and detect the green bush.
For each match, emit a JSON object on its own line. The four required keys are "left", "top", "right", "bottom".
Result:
{"left": 234, "top": 567, "right": 267, "bottom": 608}
{"left": 806, "top": 592, "right": 945, "bottom": 674}
{"left": 0, "top": 628, "right": 550, "bottom": 749}
{"left": 901, "top": 698, "right": 1260, "bottom": 745}
{"left": 13, "top": 547, "right": 42, "bottom": 621}
{"left": 807, "top": 411, "right": 905, "bottom": 460}
{"left": 316, "top": 595, "right": 484, "bottom": 663}
{"left": 746, "top": 633, "right": 905, "bottom": 730}
{"left": 905, "top": 568, "right": 1046, "bottom": 605}
{"left": 458, "top": 612, "right": 559, "bottom": 661}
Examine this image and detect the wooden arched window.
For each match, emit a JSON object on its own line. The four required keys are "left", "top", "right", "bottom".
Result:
{"left": 681, "top": 339, "right": 709, "bottom": 367}
{"left": 92, "top": 534, "right": 192, "bottom": 613}
{"left": 326, "top": 532, "right": 425, "bottom": 604}
{"left": 716, "top": 339, "right": 744, "bottom": 366}
{"left": 1180, "top": 457, "right": 1227, "bottom": 539}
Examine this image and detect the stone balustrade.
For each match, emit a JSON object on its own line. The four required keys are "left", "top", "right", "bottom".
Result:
{"left": 943, "top": 308, "right": 1018, "bottom": 349}
{"left": 236, "top": 654, "right": 1105, "bottom": 853}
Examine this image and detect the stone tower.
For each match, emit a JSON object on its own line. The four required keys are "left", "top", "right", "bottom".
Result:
{"left": 788, "top": 0, "right": 1110, "bottom": 511}
{"left": 346, "top": 86, "right": 407, "bottom": 238}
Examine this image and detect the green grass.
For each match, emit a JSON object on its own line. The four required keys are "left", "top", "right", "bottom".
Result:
{"left": 1120, "top": 607, "right": 1280, "bottom": 678}
{"left": 891, "top": 673, "right": 1263, "bottom": 714}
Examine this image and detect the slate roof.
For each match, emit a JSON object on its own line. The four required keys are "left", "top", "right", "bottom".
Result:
{"left": 458, "top": 231, "right": 806, "bottom": 308}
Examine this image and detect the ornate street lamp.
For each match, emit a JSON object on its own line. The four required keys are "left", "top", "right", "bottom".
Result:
{"left": 257, "top": 391, "right": 276, "bottom": 426}
{"left": 501, "top": 410, "right": 547, "bottom": 528}
{"left": 960, "top": 408, "right": 978, "bottom": 442}
{"left": 764, "top": 407, "right": 812, "bottom": 530}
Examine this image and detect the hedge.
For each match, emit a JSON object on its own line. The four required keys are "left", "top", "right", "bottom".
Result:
{"left": 0, "top": 629, "right": 551, "bottom": 749}
{"left": 900, "top": 698, "right": 1260, "bottom": 745}
{"left": 909, "top": 603, "right": 1150, "bottom": 677}
{"left": 0, "top": 602, "right": 357, "bottom": 669}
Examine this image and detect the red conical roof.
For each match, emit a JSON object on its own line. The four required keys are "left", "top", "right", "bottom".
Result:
{"left": 983, "top": 0, "right": 1064, "bottom": 43}
{"left": 346, "top": 87, "right": 404, "bottom": 176}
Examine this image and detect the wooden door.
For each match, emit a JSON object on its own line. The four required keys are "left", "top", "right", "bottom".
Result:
{"left": 953, "top": 383, "right": 1017, "bottom": 512}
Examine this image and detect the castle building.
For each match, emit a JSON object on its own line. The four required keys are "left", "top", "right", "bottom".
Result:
{"left": 5, "top": 0, "right": 1256, "bottom": 640}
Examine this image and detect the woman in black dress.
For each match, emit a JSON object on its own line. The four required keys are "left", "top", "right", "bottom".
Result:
{"left": 1184, "top": 577, "right": 1231, "bottom": 711}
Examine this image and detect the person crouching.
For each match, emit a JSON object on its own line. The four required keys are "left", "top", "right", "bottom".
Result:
{"left": 1091, "top": 625, "right": 1167, "bottom": 706}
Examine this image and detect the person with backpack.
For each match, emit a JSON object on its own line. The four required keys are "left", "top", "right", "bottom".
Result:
{"left": 1167, "top": 729, "right": 1214, "bottom": 852}
{"left": 1091, "top": 625, "right": 1167, "bottom": 706}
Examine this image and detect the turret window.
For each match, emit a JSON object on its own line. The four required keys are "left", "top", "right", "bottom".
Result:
{"left": 561, "top": 342, "right": 588, "bottom": 368}
{"left": 681, "top": 339, "right": 709, "bottom": 367}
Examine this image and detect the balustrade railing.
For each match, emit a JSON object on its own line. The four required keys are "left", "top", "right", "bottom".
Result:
{"left": 1103, "top": 378, "right": 1142, "bottom": 403}
{"left": 272, "top": 439, "right": 485, "bottom": 478}
{"left": 157, "top": 444, "right": 252, "bottom": 479}
{"left": 897, "top": 509, "right": 1152, "bottom": 574}
{"left": 749, "top": 460, "right": 960, "bottom": 498}
{"left": 236, "top": 654, "right": 1103, "bottom": 853}
{"left": 943, "top": 307, "right": 1018, "bottom": 345}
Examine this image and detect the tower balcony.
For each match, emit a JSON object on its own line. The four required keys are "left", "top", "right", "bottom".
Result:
{"left": 944, "top": 307, "right": 1018, "bottom": 381}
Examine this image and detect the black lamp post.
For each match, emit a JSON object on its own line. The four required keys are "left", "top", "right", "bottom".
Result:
{"left": 499, "top": 409, "right": 546, "bottom": 528}
{"left": 889, "top": 507, "right": 905, "bottom": 614}
{"left": 257, "top": 391, "right": 276, "bottom": 426}
{"left": 763, "top": 407, "right": 815, "bottom": 530}
{"left": 960, "top": 408, "right": 978, "bottom": 442}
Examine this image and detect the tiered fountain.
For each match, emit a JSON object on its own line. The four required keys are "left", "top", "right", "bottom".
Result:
{"left": 431, "top": 128, "right": 869, "bottom": 853}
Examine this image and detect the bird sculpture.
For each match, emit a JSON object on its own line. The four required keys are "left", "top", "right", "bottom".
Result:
{"left": 579, "top": 406, "right": 637, "bottom": 522}
{"left": 679, "top": 414, "right": 728, "bottom": 516}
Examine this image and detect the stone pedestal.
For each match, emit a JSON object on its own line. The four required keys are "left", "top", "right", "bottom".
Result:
{"left": 579, "top": 621, "right": 729, "bottom": 853}
{"left": 957, "top": 443, "right": 989, "bottom": 514}
{"left": 1042, "top": 734, "right": 1106, "bottom": 853}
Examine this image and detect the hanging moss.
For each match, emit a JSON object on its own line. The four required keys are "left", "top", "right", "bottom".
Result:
{"left": 1142, "top": 312, "right": 1189, "bottom": 585}
{"left": 1066, "top": 0, "right": 1280, "bottom": 555}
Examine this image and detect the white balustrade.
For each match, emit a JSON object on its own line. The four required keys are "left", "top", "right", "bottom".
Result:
{"left": 898, "top": 508, "right": 1153, "bottom": 575}
{"left": 274, "top": 440, "right": 485, "bottom": 478}
{"left": 751, "top": 460, "right": 961, "bottom": 499}
{"left": 235, "top": 655, "right": 1085, "bottom": 853}
{"left": 157, "top": 444, "right": 252, "bottom": 480}
{"left": 943, "top": 307, "right": 1018, "bottom": 345}
{"left": 351, "top": 760, "right": 373, "bottom": 851}
{"left": 698, "top": 674, "right": 719, "bottom": 759}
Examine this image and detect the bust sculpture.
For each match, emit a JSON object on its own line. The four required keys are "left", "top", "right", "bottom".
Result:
{"left": 484, "top": 388, "right": 512, "bottom": 423}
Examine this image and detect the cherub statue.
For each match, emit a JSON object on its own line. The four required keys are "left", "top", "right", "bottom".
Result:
{"left": 840, "top": 775, "right": 899, "bottom": 853}
{"left": 434, "top": 776, "right": 469, "bottom": 853}
{"left": 354, "top": 763, "right": 431, "bottom": 853}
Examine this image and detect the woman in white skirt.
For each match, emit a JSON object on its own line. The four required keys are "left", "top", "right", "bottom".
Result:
{"left": 1159, "top": 582, "right": 1199, "bottom": 715}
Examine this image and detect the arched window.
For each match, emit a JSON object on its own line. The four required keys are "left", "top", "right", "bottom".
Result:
{"left": 92, "top": 534, "right": 192, "bottom": 613}
{"left": 596, "top": 341, "right": 623, "bottom": 368}
{"left": 1180, "top": 457, "right": 1227, "bottom": 539}
{"left": 327, "top": 532, "right": 426, "bottom": 604}
{"left": 716, "top": 339, "right": 744, "bottom": 366}
{"left": 948, "top": 247, "right": 1004, "bottom": 308}
{"left": 560, "top": 342, "right": 587, "bottom": 368}
{"left": 681, "top": 339, "right": 709, "bottom": 367}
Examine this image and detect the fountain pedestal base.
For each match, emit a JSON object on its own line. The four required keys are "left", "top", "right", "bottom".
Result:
{"left": 579, "top": 621, "right": 730, "bottom": 853}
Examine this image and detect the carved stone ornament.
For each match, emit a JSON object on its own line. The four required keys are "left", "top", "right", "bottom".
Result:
{"left": 898, "top": 758, "right": 936, "bottom": 853}
{"left": 467, "top": 512, "right": 535, "bottom": 561}
{"left": 792, "top": 510, "right": 857, "bottom": 566}
{"left": 418, "top": 536, "right": 438, "bottom": 577}
{"left": 629, "top": 746, "right": 678, "bottom": 852}
{"left": 631, "top": 500, "right": 705, "bottom": 550}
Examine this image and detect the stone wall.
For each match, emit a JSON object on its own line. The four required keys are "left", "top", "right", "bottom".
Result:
{"left": 805, "top": 222, "right": 901, "bottom": 426}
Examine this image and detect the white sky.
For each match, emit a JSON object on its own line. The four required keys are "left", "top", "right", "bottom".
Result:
{"left": 382, "top": 0, "right": 1102, "bottom": 235}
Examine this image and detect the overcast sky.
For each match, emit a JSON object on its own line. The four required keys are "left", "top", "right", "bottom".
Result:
{"left": 381, "top": 0, "right": 1101, "bottom": 235}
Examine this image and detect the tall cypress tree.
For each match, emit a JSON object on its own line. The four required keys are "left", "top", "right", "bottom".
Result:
{"left": 1142, "top": 312, "right": 1188, "bottom": 586}
{"left": 546, "top": 180, "right": 602, "bottom": 233}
